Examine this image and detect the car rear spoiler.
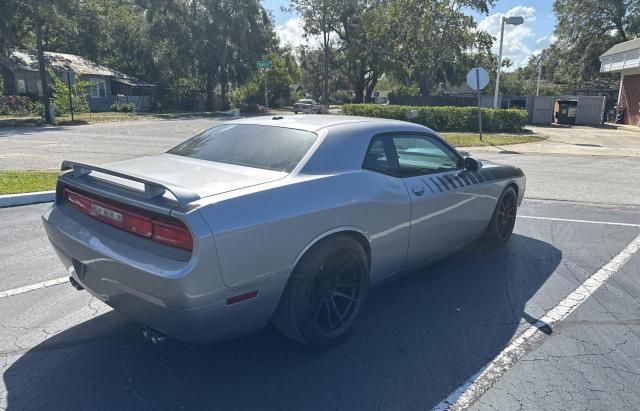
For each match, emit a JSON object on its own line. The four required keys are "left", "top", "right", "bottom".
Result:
{"left": 60, "top": 160, "right": 201, "bottom": 206}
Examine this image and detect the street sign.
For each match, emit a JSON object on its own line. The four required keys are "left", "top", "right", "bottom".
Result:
{"left": 466, "top": 67, "right": 489, "bottom": 141}
{"left": 257, "top": 60, "right": 272, "bottom": 69}
{"left": 467, "top": 67, "right": 489, "bottom": 91}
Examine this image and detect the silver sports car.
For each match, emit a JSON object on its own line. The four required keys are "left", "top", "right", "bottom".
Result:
{"left": 43, "top": 115, "right": 525, "bottom": 346}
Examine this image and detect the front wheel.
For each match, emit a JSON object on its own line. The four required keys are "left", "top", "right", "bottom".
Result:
{"left": 273, "top": 235, "right": 369, "bottom": 347}
{"left": 483, "top": 186, "right": 518, "bottom": 247}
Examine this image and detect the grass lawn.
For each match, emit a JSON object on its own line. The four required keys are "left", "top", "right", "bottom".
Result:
{"left": 440, "top": 132, "right": 546, "bottom": 147}
{"left": 0, "top": 171, "right": 59, "bottom": 195}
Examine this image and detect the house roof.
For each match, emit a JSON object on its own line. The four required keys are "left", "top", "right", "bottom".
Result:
{"left": 0, "top": 49, "right": 155, "bottom": 87}
{"left": 600, "top": 38, "right": 640, "bottom": 73}
{"left": 601, "top": 38, "right": 640, "bottom": 57}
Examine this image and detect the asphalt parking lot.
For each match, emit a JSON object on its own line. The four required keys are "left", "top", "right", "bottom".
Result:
{"left": 1, "top": 118, "right": 640, "bottom": 410}
{"left": 0, "top": 199, "right": 638, "bottom": 410}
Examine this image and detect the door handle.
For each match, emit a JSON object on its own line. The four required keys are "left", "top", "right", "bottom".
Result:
{"left": 412, "top": 186, "right": 425, "bottom": 196}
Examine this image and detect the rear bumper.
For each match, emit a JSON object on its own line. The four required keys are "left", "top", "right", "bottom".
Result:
{"left": 42, "top": 205, "right": 287, "bottom": 343}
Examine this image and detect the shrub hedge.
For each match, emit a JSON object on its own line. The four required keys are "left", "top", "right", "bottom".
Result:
{"left": 0, "top": 96, "right": 44, "bottom": 117}
{"left": 341, "top": 104, "right": 528, "bottom": 132}
{"left": 110, "top": 102, "right": 137, "bottom": 112}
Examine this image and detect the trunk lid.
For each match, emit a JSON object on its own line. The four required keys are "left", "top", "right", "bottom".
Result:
{"left": 103, "top": 154, "right": 288, "bottom": 200}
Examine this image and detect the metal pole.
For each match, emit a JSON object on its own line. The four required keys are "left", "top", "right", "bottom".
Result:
{"left": 493, "top": 17, "right": 505, "bottom": 108}
{"left": 264, "top": 70, "right": 269, "bottom": 111}
{"left": 66, "top": 72, "right": 74, "bottom": 121}
{"left": 536, "top": 63, "right": 542, "bottom": 96}
{"left": 476, "top": 68, "right": 483, "bottom": 141}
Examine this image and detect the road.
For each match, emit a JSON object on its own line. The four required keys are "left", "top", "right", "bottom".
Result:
{"left": 1, "top": 118, "right": 640, "bottom": 410}
{"left": 0, "top": 118, "right": 224, "bottom": 170}
{"left": 0, "top": 201, "right": 638, "bottom": 410}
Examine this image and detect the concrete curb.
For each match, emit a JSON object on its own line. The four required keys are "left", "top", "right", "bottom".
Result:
{"left": 0, "top": 191, "right": 55, "bottom": 208}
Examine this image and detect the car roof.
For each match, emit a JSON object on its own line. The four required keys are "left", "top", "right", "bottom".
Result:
{"left": 222, "top": 115, "right": 428, "bottom": 133}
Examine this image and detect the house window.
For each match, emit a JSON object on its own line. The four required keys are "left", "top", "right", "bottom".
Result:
{"left": 27, "top": 79, "right": 43, "bottom": 96}
{"left": 17, "top": 79, "right": 26, "bottom": 94}
{"left": 90, "top": 78, "right": 107, "bottom": 98}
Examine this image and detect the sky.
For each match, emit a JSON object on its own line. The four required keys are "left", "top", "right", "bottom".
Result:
{"left": 262, "top": 0, "right": 557, "bottom": 71}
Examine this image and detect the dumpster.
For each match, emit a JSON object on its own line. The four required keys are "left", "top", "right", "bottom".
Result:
{"left": 556, "top": 99, "right": 578, "bottom": 125}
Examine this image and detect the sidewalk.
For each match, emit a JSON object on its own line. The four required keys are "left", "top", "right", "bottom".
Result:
{"left": 464, "top": 124, "right": 640, "bottom": 157}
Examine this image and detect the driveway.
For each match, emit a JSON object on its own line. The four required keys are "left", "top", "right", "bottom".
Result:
{"left": 0, "top": 118, "right": 225, "bottom": 170}
{"left": 467, "top": 124, "right": 640, "bottom": 157}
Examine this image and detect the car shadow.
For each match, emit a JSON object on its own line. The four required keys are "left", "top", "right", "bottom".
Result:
{"left": 3, "top": 234, "right": 561, "bottom": 410}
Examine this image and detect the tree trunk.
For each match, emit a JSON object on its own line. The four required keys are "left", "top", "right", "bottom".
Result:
{"left": 34, "top": 2, "right": 52, "bottom": 123}
{"left": 323, "top": 31, "right": 329, "bottom": 107}
{"left": 206, "top": 71, "right": 214, "bottom": 111}
{"left": 220, "top": 69, "right": 228, "bottom": 111}
{"left": 364, "top": 75, "right": 378, "bottom": 103}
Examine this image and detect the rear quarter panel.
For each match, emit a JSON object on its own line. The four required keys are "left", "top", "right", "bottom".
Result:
{"left": 196, "top": 171, "right": 412, "bottom": 288}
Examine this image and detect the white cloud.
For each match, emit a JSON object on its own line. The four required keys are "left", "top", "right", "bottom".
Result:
{"left": 477, "top": 6, "right": 538, "bottom": 70}
{"left": 275, "top": 17, "right": 330, "bottom": 50}
{"left": 536, "top": 34, "right": 557, "bottom": 45}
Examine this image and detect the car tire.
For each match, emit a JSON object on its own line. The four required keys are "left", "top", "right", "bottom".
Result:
{"left": 273, "top": 235, "right": 369, "bottom": 347}
{"left": 482, "top": 186, "right": 518, "bottom": 247}
{"left": 294, "top": 111, "right": 298, "bottom": 114}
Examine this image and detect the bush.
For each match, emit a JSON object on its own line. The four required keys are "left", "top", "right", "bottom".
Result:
{"left": 0, "top": 95, "right": 44, "bottom": 117}
{"left": 341, "top": 104, "right": 528, "bottom": 132}
{"left": 110, "top": 102, "right": 137, "bottom": 112}
{"left": 48, "top": 69, "right": 90, "bottom": 116}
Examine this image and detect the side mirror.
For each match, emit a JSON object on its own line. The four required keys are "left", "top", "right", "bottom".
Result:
{"left": 464, "top": 156, "right": 482, "bottom": 172}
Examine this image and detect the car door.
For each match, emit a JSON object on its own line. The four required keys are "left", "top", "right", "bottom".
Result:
{"left": 385, "top": 133, "right": 488, "bottom": 266}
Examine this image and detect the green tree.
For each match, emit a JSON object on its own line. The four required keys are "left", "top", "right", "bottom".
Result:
{"left": 382, "top": 0, "right": 494, "bottom": 95}
{"left": 545, "top": 0, "right": 640, "bottom": 84}
{"left": 289, "top": 0, "right": 341, "bottom": 106}
{"left": 237, "top": 48, "right": 301, "bottom": 107}
{"left": 47, "top": 69, "right": 91, "bottom": 116}
{"left": 297, "top": 45, "right": 349, "bottom": 100}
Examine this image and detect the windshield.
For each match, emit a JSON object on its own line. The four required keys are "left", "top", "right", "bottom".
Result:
{"left": 167, "top": 124, "right": 318, "bottom": 173}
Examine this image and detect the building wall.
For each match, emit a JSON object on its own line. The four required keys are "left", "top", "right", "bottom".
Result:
{"left": 620, "top": 73, "right": 640, "bottom": 126}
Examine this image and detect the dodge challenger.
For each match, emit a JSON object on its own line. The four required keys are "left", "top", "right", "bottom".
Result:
{"left": 43, "top": 115, "right": 525, "bottom": 347}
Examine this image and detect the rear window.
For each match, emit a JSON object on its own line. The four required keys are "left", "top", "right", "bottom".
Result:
{"left": 168, "top": 124, "right": 317, "bottom": 172}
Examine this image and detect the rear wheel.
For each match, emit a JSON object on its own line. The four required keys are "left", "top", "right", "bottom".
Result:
{"left": 483, "top": 186, "right": 518, "bottom": 247}
{"left": 273, "top": 235, "right": 369, "bottom": 347}
{"left": 294, "top": 111, "right": 298, "bottom": 114}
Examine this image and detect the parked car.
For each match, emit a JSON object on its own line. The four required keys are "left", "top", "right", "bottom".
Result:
{"left": 42, "top": 116, "right": 525, "bottom": 347}
{"left": 293, "top": 99, "right": 322, "bottom": 114}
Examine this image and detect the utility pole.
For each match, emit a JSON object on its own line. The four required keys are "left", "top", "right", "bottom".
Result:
{"left": 536, "top": 64, "right": 542, "bottom": 96}
{"left": 33, "top": 0, "right": 52, "bottom": 123}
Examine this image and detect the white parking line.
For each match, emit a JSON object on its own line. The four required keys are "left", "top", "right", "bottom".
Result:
{"left": 0, "top": 276, "right": 69, "bottom": 299}
{"left": 520, "top": 215, "right": 640, "bottom": 228}
{"left": 433, "top": 232, "right": 640, "bottom": 411}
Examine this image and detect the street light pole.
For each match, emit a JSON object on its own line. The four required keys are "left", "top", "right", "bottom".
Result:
{"left": 493, "top": 15, "right": 524, "bottom": 108}
{"left": 493, "top": 17, "right": 506, "bottom": 108}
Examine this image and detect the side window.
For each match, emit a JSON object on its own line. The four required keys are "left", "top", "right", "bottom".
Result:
{"left": 363, "top": 137, "right": 392, "bottom": 174}
{"left": 392, "top": 135, "right": 460, "bottom": 177}
{"left": 90, "top": 78, "right": 107, "bottom": 98}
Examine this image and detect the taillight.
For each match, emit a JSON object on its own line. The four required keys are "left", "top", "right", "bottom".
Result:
{"left": 152, "top": 219, "right": 193, "bottom": 250}
{"left": 63, "top": 188, "right": 193, "bottom": 251}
